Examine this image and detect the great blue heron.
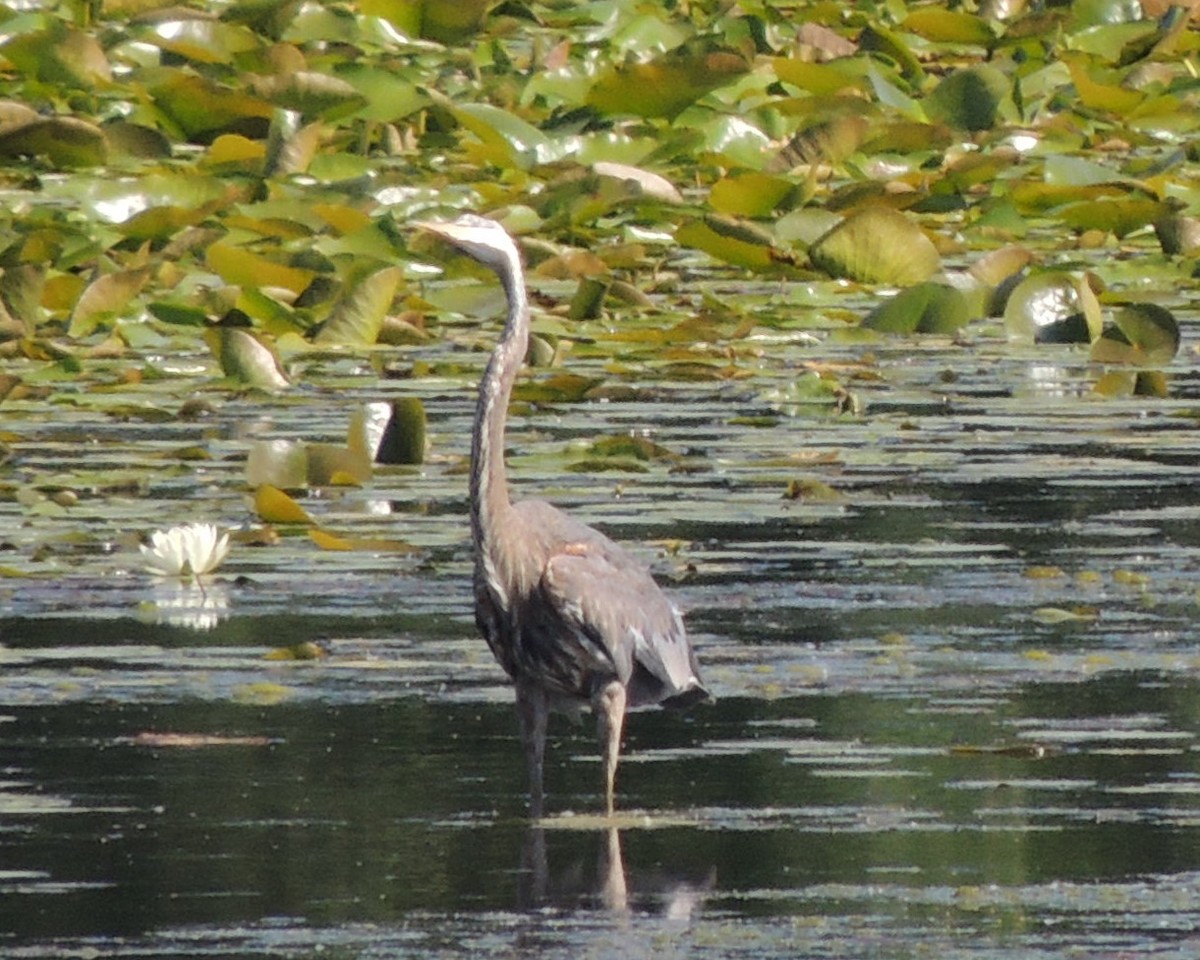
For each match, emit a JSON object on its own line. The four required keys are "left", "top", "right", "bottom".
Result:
{"left": 419, "top": 214, "right": 709, "bottom": 817}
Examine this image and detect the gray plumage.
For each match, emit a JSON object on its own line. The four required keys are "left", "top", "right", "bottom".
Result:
{"left": 418, "top": 214, "right": 708, "bottom": 817}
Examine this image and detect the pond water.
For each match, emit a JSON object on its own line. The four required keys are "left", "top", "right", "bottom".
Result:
{"left": 4, "top": 294, "right": 1200, "bottom": 957}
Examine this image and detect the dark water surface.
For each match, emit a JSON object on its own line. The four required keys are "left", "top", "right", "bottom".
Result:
{"left": 4, "top": 327, "right": 1200, "bottom": 956}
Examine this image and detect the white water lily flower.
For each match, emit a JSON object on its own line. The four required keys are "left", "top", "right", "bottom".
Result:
{"left": 140, "top": 523, "right": 230, "bottom": 580}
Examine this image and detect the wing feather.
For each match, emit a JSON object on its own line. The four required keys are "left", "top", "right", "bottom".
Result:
{"left": 540, "top": 536, "right": 702, "bottom": 707}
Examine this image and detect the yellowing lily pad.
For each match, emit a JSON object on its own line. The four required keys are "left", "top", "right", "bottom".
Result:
{"left": 254, "top": 484, "right": 313, "bottom": 524}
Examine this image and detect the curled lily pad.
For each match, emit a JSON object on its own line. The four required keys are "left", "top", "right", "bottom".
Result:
{"left": 314, "top": 266, "right": 403, "bottom": 346}
{"left": 207, "top": 326, "right": 291, "bottom": 390}
{"left": 1090, "top": 303, "right": 1180, "bottom": 366}
{"left": 808, "top": 207, "right": 940, "bottom": 285}
{"left": 1003, "top": 272, "right": 1102, "bottom": 344}
{"left": 863, "top": 282, "right": 974, "bottom": 335}
{"left": 371, "top": 397, "right": 426, "bottom": 465}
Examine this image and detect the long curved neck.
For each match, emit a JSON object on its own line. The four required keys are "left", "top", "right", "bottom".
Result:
{"left": 470, "top": 251, "right": 528, "bottom": 559}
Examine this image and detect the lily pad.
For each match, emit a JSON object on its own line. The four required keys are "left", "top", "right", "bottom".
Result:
{"left": 207, "top": 327, "right": 291, "bottom": 390}
{"left": 371, "top": 397, "right": 427, "bottom": 465}
{"left": 1003, "top": 272, "right": 1103, "bottom": 344}
{"left": 1090, "top": 303, "right": 1180, "bottom": 365}
{"left": 863, "top": 282, "right": 974, "bottom": 335}
{"left": 808, "top": 207, "right": 940, "bottom": 285}
{"left": 924, "top": 64, "right": 1012, "bottom": 132}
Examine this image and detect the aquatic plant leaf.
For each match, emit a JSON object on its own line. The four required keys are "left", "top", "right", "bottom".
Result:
{"left": 902, "top": 8, "right": 996, "bottom": 46}
{"left": 2, "top": 22, "right": 111, "bottom": 88}
{"left": 1061, "top": 53, "right": 1144, "bottom": 115}
{"left": 247, "top": 439, "right": 309, "bottom": 489}
{"left": 250, "top": 71, "right": 367, "bottom": 119}
{"left": 264, "top": 110, "right": 321, "bottom": 176}
{"left": 1090, "top": 303, "right": 1179, "bottom": 366}
{"left": 0, "top": 115, "right": 107, "bottom": 167}
{"left": 1056, "top": 198, "right": 1173, "bottom": 239}
{"left": 146, "top": 18, "right": 260, "bottom": 64}
{"left": 710, "top": 172, "right": 796, "bottom": 218}
{"left": 449, "top": 101, "right": 556, "bottom": 169}
{"left": 206, "top": 242, "right": 316, "bottom": 294}
{"left": 1003, "top": 272, "right": 1102, "bottom": 344}
{"left": 863, "top": 282, "right": 973, "bottom": 335}
{"left": 567, "top": 276, "right": 610, "bottom": 321}
{"left": 306, "top": 442, "right": 372, "bottom": 486}
{"left": 858, "top": 25, "right": 925, "bottom": 85}
{"left": 808, "top": 207, "right": 940, "bottom": 284}
{"left": 360, "top": 0, "right": 489, "bottom": 41}
{"left": 314, "top": 266, "right": 402, "bottom": 345}
{"left": 968, "top": 246, "right": 1033, "bottom": 288}
{"left": 676, "top": 217, "right": 795, "bottom": 273}
{"left": 772, "top": 57, "right": 872, "bottom": 96}
{"left": 254, "top": 484, "right": 313, "bottom": 524}
{"left": 587, "top": 48, "right": 749, "bottom": 119}
{"left": 371, "top": 397, "right": 426, "bottom": 465}
{"left": 68, "top": 268, "right": 151, "bottom": 338}
{"left": 925, "top": 65, "right": 1012, "bottom": 132}
{"left": 1154, "top": 215, "right": 1200, "bottom": 256}
{"left": 207, "top": 327, "right": 291, "bottom": 390}
{"left": 150, "top": 71, "right": 274, "bottom": 140}
{"left": 592, "top": 162, "right": 683, "bottom": 204}
{"left": 309, "top": 528, "right": 421, "bottom": 552}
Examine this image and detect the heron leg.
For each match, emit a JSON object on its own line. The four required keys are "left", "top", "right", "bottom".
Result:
{"left": 594, "top": 680, "right": 627, "bottom": 816}
{"left": 516, "top": 681, "right": 549, "bottom": 819}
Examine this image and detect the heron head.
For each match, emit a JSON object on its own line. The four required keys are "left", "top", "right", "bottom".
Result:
{"left": 417, "top": 214, "right": 522, "bottom": 275}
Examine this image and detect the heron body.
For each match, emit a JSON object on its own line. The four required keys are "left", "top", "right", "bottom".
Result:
{"left": 420, "top": 214, "right": 708, "bottom": 817}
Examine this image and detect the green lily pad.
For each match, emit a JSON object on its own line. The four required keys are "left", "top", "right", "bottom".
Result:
{"left": 371, "top": 397, "right": 426, "bottom": 465}
{"left": 925, "top": 65, "right": 1012, "bottom": 132}
{"left": 902, "top": 8, "right": 996, "bottom": 46}
{"left": 587, "top": 47, "right": 749, "bottom": 120}
{"left": 808, "top": 207, "right": 940, "bottom": 285}
{"left": 863, "top": 282, "right": 974, "bottom": 335}
{"left": 677, "top": 216, "right": 799, "bottom": 273}
{"left": 1090, "top": 303, "right": 1180, "bottom": 366}
{"left": 1003, "top": 272, "right": 1103, "bottom": 344}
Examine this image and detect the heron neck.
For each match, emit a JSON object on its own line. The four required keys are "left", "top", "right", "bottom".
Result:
{"left": 470, "top": 264, "right": 527, "bottom": 554}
